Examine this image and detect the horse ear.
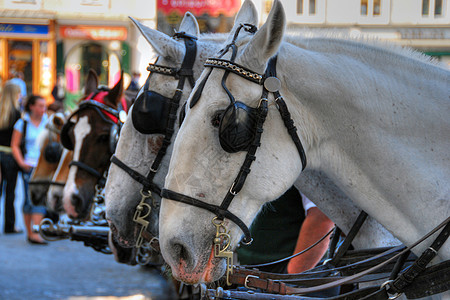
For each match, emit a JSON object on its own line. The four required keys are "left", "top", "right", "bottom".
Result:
{"left": 106, "top": 71, "right": 124, "bottom": 107}
{"left": 179, "top": 12, "right": 199, "bottom": 38}
{"left": 85, "top": 69, "right": 99, "bottom": 96}
{"left": 240, "top": 0, "right": 285, "bottom": 71}
{"left": 129, "top": 16, "right": 184, "bottom": 59}
{"left": 228, "top": 0, "right": 259, "bottom": 42}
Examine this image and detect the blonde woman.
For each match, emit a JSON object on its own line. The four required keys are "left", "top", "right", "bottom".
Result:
{"left": 0, "top": 82, "right": 22, "bottom": 234}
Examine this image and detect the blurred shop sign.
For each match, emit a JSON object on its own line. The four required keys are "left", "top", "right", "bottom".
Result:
{"left": 0, "top": 23, "right": 49, "bottom": 36}
{"left": 60, "top": 26, "right": 127, "bottom": 40}
{"left": 157, "top": 0, "right": 240, "bottom": 17}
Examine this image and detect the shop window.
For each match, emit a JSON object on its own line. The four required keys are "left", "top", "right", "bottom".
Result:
{"left": 422, "top": 0, "right": 444, "bottom": 16}
{"left": 297, "top": 0, "right": 316, "bottom": 15}
{"left": 265, "top": 0, "right": 273, "bottom": 14}
{"left": 65, "top": 42, "right": 121, "bottom": 110}
{"left": 8, "top": 40, "right": 33, "bottom": 96}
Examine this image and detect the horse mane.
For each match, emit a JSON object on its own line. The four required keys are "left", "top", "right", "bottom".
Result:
{"left": 198, "top": 32, "right": 229, "bottom": 42}
{"left": 283, "top": 27, "right": 446, "bottom": 69}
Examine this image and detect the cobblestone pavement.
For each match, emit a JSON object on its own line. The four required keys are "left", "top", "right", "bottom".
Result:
{"left": 0, "top": 178, "right": 176, "bottom": 300}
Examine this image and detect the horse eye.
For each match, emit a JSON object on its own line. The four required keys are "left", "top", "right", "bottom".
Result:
{"left": 211, "top": 110, "right": 224, "bottom": 128}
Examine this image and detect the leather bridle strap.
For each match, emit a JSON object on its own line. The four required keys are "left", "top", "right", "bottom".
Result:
{"left": 110, "top": 33, "right": 197, "bottom": 196}
{"left": 28, "top": 180, "right": 65, "bottom": 187}
{"left": 110, "top": 155, "right": 161, "bottom": 195}
{"left": 69, "top": 161, "right": 103, "bottom": 179}
{"left": 68, "top": 96, "right": 124, "bottom": 184}
{"left": 161, "top": 189, "right": 252, "bottom": 241}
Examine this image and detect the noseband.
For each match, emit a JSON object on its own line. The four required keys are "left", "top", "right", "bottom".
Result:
{"left": 109, "top": 32, "right": 197, "bottom": 247}
{"left": 161, "top": 24, "right": 307, "bottom": 283}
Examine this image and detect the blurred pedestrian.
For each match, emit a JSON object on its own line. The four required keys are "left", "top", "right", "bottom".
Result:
{"left": 0, "top": 82, "right": 22, "bottom": 234}
{"left": 51, "top": 73, "right": 66, "bottom": 112}
{"left": 9, "top": 71, "right": 27, "bottom": 107}
{"left": 11, "top": 95, "right": 48, "bottom": 244}
{"left": 126, "top": 71, "right": 140, "bottom": 92}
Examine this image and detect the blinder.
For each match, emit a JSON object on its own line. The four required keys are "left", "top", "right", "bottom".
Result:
{"left": 219, "top": 101, "right": 259, "bottom": 153}
{"left": 61, "top": 120, "right": 75, "bottom": 150}
{"left": 44, "top": 141, "right": 63, "bottom": 163}
{"left": 131, "top": 89, "right": 170, "bottom": 135}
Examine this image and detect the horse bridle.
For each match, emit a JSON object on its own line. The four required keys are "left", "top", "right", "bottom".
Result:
{"left": 161, "top": 24, "right": 307, "bottom": 284}
{"left": 28, "top": 123, "right": 65, "bottom": 187}
{"left": 61, "top": 90, "right": 127, "bottom": 184}
{"left": 110, "top": 31, "right": 197, "bottom": 247}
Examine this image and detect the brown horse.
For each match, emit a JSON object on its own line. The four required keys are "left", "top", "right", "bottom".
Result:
{"left": 46, "top": 148, "right": 73, "bottom": 213}
{"left": 61, "top": 70, "right": 127, "bottom": 220}
{"left": 29, "top": 112, "right": 65, "bottom": 206}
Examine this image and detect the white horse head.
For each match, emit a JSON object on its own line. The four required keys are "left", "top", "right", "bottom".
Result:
{"left": 104, "top": 13, "right": 226, "bottom": 247}
{"left": 160, "top": 0, "right": 450, "bottom": 284}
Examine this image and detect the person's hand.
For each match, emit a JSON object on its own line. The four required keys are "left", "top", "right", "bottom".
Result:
{"left": 20, "top": 162, "right": 32, "bottom": 173}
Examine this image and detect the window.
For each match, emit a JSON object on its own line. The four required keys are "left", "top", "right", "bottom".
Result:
{"left": 297, "top": 0, "right": 316, "bottom": 15}
{"left": 265, "top": 0, "right": 273, "bottom": 14}
{"left": 361, "top": 0, "right": 382, "bottom": 16}
{"left": 422, "top": 0, "right": 444, "bottom": 16}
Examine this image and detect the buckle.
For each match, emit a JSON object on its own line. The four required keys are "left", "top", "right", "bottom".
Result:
{"left": 244, "top": 275, "right": 258, "bottom": 290}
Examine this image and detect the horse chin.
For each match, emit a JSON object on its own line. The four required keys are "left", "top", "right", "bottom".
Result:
{"left": 171, "top": 246, "right": 225, "bottom": 284}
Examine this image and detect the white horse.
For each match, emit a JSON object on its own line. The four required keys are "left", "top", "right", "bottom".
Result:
{"left": 104, "top": 13, "right": 226, "bottom": 247}
{"left": 159, "top": 0, "right": 449, "bottom": 290}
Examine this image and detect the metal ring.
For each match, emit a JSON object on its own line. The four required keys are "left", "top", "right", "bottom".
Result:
{"left": 428, "top": 246, "right": 438, "bottom": 255}
{"left": 380, "top": 280, "right": 393, "bottom": 290}
{"left": 212, "top": 216, "right": 223, "bottom": 226}
{"left": 241, "top": 237, "right": 253, "bottom": 245}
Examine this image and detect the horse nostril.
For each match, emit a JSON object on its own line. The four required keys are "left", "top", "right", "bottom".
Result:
{"left": 172, "top": 242, "right": 191, "bottom": 265}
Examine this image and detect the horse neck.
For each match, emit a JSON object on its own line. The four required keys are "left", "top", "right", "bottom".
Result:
{"left": 277, "top": 40, "right": 450, "bottom": 256}
{"left": 277, "top": 40, "right": 449, "bottom": 167}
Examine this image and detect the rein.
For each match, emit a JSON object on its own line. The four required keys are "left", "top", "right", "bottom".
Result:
{"left": 110, "top": 31, "right": 197, "bottom": 248}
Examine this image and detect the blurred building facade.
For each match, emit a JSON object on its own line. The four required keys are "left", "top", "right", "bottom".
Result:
{"left": 0, "top": 0, "right": 157, "bottom": 105}
{"left": 254, "top": 0, "right": 450, "bottom": 68}
{"left": 1, "top": 0, "right": 448, "bottom": 105}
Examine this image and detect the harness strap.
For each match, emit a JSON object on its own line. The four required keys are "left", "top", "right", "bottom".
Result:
{"left": 110, "top": 155, "right": 161, "bottom": 195}
{"left": 28, "top": 180, "right": 65, "bottom": 187}
{"left": 202, "top": 285, "right": 387, "bottom": 300}
{"left": 330, "top": 211, "right": 368, "bottom": 266}
{"left": 161, "top": 189, "right": 252, "bottom": 242}
{"left": 230, "top": 217, "right": 449, "bottom": 295}
{"left": 389, "top": 219, "right": 450, "bottom": 294}
{"left": 403, "top": 260, "right": 450, "bottom": 298}
{"left": 142, "top": 36, "right": 197, "bottom": 187}
{"left": 69, "top": 161, "right": 103, "bottom": 179}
